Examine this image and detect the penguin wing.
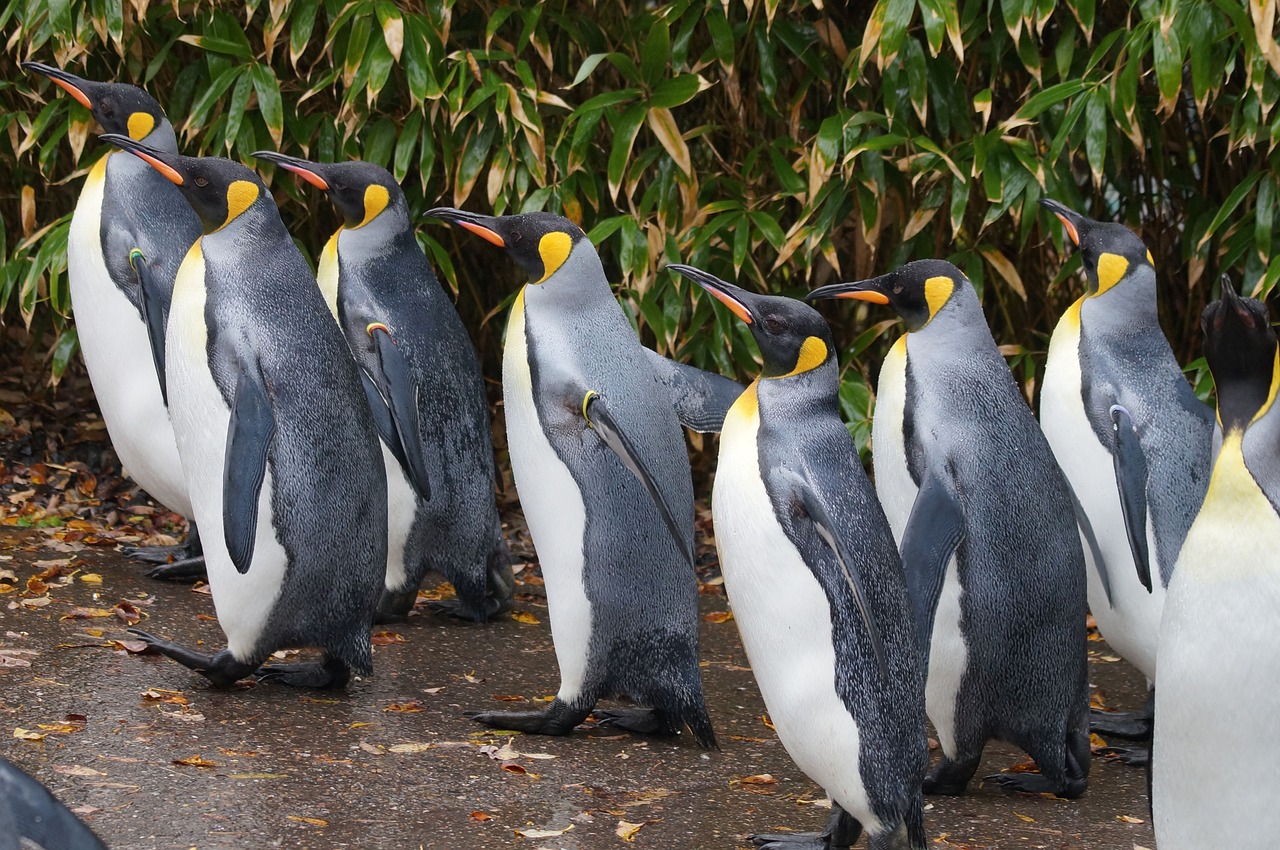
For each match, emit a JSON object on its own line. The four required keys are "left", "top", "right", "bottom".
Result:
{"left": 366, "top": 326, "right": 432, "bottom": 501}
{"left": 224, "top": 359, "right": 276, "bottom": 575}
{"left": 129, "top": 248, "right": 170, "bottom": 406}
{"left": 642, "top": 348, "right": 745, "bottom": 433}
{"left": 1109, "top": 404, "right": 1153, "bottom": 593}
{"left": 357, "top": 366, "right": 412, "bottom": 479}
{"left": 776, "top": 466, "right": 888, "bottom": 679}
{"left": 899, "top": 468, "right": 965, "bottom": 656}
{"left": 583, "top": 390, "right": 691, "bottom": 562}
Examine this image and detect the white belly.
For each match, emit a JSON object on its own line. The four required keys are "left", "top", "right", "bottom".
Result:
{"left": 68, "top": 158, "right": 190, "bottom": 516}
{"left": 713, "top": 387, "right": 879, "bottom": 831}
{"left": 871, "top": 337, "right": 916, "bottom": 537}
{"left": 924, "top": 555, "right": 966, "bottom": 757}
{"left": 503, "top": 290, "right": 591, "bottom": 701}
{"left": 382, "top": 446, "right": 416, "bottom": 592}
{"left": 1040, "top": 307, "right": 1163, "bottom": 680}
{"left": 1154, "top": 438, "right": 1280, "bottom": 848}
{"left": 166, "top": 244, "right": 286, "bottom": 660}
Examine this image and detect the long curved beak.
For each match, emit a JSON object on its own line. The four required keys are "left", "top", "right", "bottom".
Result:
{"left": 805, "top": 275, "right": 892, "bottom": 305}
{"left": 667, "top": 263, "right": 755, "bottom": 324}
{"left": 99, "top": 132, "right": 184, "bottom": 185}
{"left": 424, "top": 207, "right": 505, "bottom": 247}
{"left": 1220, "top": 273, "right": 1243, "bottom": 307}
{"left": 22, "top": 61, "right": 95, "bottom": 110}
{"left": 1039, "top": 198, "right": 1086, "bottom": 247}
{"left": 252, "top": 150, "right": 330, "bottom": 190}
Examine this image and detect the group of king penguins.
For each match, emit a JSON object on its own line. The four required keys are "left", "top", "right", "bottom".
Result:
{"left": 7, "top": 60, "right": 1278, "bottom": 850}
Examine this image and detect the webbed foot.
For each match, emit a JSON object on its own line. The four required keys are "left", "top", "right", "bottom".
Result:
{"left": 1098, "top": 744, "right": 1150, "bottom": 767}
{"left": 591, "top": 707, "right": 679, "bottom": 737}
{"left": 1090, "top": 707, "right": 1152, "bottom": 740}
{"left": 143, "top": 556, "right": 207, "bottom": 582}
{"left": 255, "top": 655, "right": 351, "bottom": 689}
{"left": 923, "top": 754, "right": 981, "bottom": 796}
{"left": 126, "top": 628, "right": 256, "bottom": 687}
{"left": 465, "top": 698, "right": 591, "bottom": 736}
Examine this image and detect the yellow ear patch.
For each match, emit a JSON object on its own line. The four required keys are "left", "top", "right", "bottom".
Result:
{"left": 924, "top": 275, "right": 954, "bottom": 319}
{"left": 1095, "top": 252, "right": 1129, "bottom": 295}
{"left": 776, "top": 336, "right": 829, "bottom": 378}
{"left": 127, "top": 112, "right": 155, "bottom": 141}
{"left": 1146, "top": 249, "right": 1155, "bottom": 266}
{"left": 1252, "top": 347, "right": 1280, "bottom": 425}
{"left": 218, "top": 180, "right": 260, "bottom": 231}
{"left": 534, "top": 232, "right": 573, "bottom": 284}
{"left": 356, "top": 184, "right": 390, "bottom": 228}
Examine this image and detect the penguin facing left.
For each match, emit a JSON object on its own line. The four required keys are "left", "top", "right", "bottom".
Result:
{"left": 1153, "top": 279, "right": 1280, "bottom": 849}
{"left": 670, "top": 263, "right": 926, "bottom": 850}
{"left": 101, "top": 133, "right": 387, "bottom": 688}
{"left": 0, "top": 756, "right": 108, "bottom": 850}
{"left": 809, "top": 260, "right": 1090, "bottom": 799}
{"left": 252, "top": 151, "right": 513, "bottom": 622}
{"left": 22, "top": 62, "right": 203, "bottom": 579}
{"left": 427, "top": 208, "right": 715, "bottom": 748}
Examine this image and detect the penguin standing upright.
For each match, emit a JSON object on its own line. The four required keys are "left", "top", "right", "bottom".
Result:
{"left": 0, "top": 756, "right": 107, "bottom": 850}
{"left": 102, "top": 134, "right": 387, "bottom": 688}
{"left": 252, "top": 152, "right": 513, "bottom": 622}
{"left": 1039, "top": 199, "right": 1214, "bottom": 751}
{"left": 671, "top": 263, "right": 925, "bottom": 850}
{"left": 427, "top": 209, "right": 714, "bottom": 747}
{"left": 1153, "top": 280, "right": 1280, "bottom": 849}
{"left": 22, "top": 62, "right": 203, "bottom": 578}
{"left": 809, "top": 260, "right": 1090, "bottom": 798}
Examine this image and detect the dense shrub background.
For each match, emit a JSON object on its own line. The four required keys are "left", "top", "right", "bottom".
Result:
{"left": 3, "top": 0, "right": 1278, "bottom": 451}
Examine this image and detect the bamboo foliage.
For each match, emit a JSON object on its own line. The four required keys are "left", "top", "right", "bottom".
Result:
{"left": 2, "top": 0, "right": 1278, "bottom": 451}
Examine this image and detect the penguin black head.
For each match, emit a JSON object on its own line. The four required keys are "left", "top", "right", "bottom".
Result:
{"left": 1202, "top": 276, "right": 1279, "bottom": 433}
{"left": 668, "top": 264, "right": 834, "bottom": 379}
{"left": 23, "top": 62, "right": 171, "bottom": 147}
{"left": 252, "top": 152, "right": 404, "bottom": 229}
{"left": 100, "top": 134, "right": 268, "bottom": 235}
{"left": 426, "top": 209, "right": 587, "bottom": 284}
{"left": 1040, "top": 198, "right": 1154, "bottom": 297}
{"left": 805, "top": 258, "right": 963, "bottom": 332}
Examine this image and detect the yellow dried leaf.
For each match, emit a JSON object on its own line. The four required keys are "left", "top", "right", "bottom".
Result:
{"left": 13, "top": 728, "right": 47, "bottom": 742}
{"left": 388, "top": 743, "right": 435, "bottom": 754}
{"left": 1118, "top": 814, "right": 1145, "bottom": 824}
{"left": 736, "top": 774, "right": 777, "bottom": 785}
{"left": 79, "top": 573, "right": 103, "bottom": 584}
{"left": 703, "top": 610, "right": 733, "bottom": 623}
{"left": 287, "top": 816, "right": 329, "bottom": 827}
{"left": 515, "top": 825, "right": 572, "bottom": 838}
{"left": 1014, "top": 812, "right": 1035, "bottom": 822}
{"left": 616, "top": 820, "right": 646, "bottom": 841}
{"left": 172, "top": 755, "right": 218, "bottom": 767}
{"left": 510, "top": 610, "right": 540, "bottom": 625}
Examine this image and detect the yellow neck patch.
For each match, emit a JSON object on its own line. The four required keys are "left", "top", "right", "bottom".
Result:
{"left": 127, "top": 112, "right": 155, "bottom": 141}
{"left": 924, "top": 275, "right": 954, "bottom": 321}
{"left": 1252, "top": 347, "right": 1280, "bottom": 425}
{"left": 727, "top": 379, "right": 761, "bottom": 423}
{"left": 534, "top": 232, "right": 573, "bottom": 284}
{"left": 1094, "top": 252, "right": 1129, "bottom": 296}
{"left": 356, "top": 184, "right": 390, "bottom": 228}
{"left": 217, "top": 180, "right": 259, "bottom": 232}
{"left": 773, "top": 336, "right": 828, "bottom": 379}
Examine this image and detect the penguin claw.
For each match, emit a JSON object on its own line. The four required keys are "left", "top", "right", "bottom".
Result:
{"left": 254, "top": 659, "right": 350, "bottom": 689}
{"left": 590, "top": 707, "right": 678, "bottom": 737}
{"left": 749, "top": 833, "right": 825, "bottom": 849}
{"left": 982, "top": 771, "right": 1085, "bottom": 799}
{"left": 143, "top": 556, "right": 207, "bottom": 583}
{"left": 1097, "top": 744, "right": 1151, "bottom": 767}
{"left": 1089, "top": 707, "right": 1153, "bottom": 740}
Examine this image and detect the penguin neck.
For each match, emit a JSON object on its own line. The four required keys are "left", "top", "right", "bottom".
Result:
{"left": 523, "top": 241, "right": 613, "bottom": 306}
{"left": 908, "top": 284, "right": 996, "bottom": 351}
{"left": 336, "top": 207, "right": 412, "bottom": 262}
{"left": 1084, "top": 264, "right": 1159, "bottom": 327}
{"left": 757, "top": 357, "right": 839, "bottom": 418}
{"left": 140, "top": 121, "right": 180, "bottom": 154}
{"left": 1217, "top": 347, "right": 1280, "bottom": 435}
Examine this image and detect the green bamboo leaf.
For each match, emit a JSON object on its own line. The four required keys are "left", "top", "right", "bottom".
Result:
{"left": 950, "top": 174, "right": 970, "bottom": 234}
{"left": 1197, "top": 173, "right": 1262, "bottom": 251}
{"left": 607, "top": 103, "right": 648, "bottom": 200}
{"left": 1013, "top": 80, "right": 1087, "bottom": 121}
{"left": 366, "top": 34, "right": 395, "bottom": 97}
{"left": 1084, "top": 88, "right": 1106, "bottom": 181}
{"left": 1072, "top": 0, "right": 1096, "bottom": 40}
{"left": 187, "top": 65, "right": 246, "bottom": 132}
{"left": 289, "top": 0, "right": 320, "bottom": 65}
{"left": 750, "top": 211, "right": 786, "bottom": 250}
{"left": 1152, "top": 25, "right": 1184, "bottom": 109}
{"left": 454, "top": 120, "right": 497, "bottom": 206}
{"left": 648, "top": 74, "right": 701, "bottom": 109}
{"left": 574, "top": 88, "right": 643, "bottom": 116}
{"left": 571, "top": 53, "right": 612, "bottom": 87}
{"left": 50, "top": 326, "right": 77, "bottom": 382}
{"left": 250, "top": 64, "right": 284, "bottom": 148}
{"left": 879, "top": 0, "right": 917, "bottom": 66}
{"left": 178, "top": 34, "right": 253, "bottom": 60}
{"left": 394, "top": 110, "right": 422, "bottom": 183}
{"left": 1256, "top": 175, "right": 1275, "bottom": 262}
{"left": 705, "top": 6, "right": 735, "bottom": 69}
{"left": 224, "top": 71, "right": 254, "bottom": 153}
{"left": 767, "top": 147, "right": 806, "bottom": 196}
{"left": 641, "top": 20, "right": 671, "bottom": 89}
{"left": 918, "top": 0, "right": 946, "bottom": 56}
{"left": 104, "top": 0, "right": 123, "bottom": 47}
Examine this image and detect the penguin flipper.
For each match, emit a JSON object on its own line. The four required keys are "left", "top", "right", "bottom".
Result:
{"left": 777, "top": 467, "right": 888, "bottom": 679}
{"left": 368, "top": 325, "right": 431, "bottom": 501}
{"left": 583, "top": 391, "right": 691, "bottom": 562}
{"left": 358, "top": 367, "right": 410, "bottom": 472}
{"left": 224, "top": 360, "right": 276, "bottom": 575}
{"left": 130, "top": 248, "right": 169, "bottom": 405}
{"left": 1109, "top": 404, "right": 1153, "bottom": 593}
{"left": 642, "top": 348, "right": 745, "bottom": 433}
{"left": 900, "top": 470, "right": 965, "bottom": 657}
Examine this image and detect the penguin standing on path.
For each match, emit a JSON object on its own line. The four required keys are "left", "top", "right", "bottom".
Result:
{"left": 671, "top": 263, "right": 925, "bottom": 850}
{"left": 102, "top": 134, "right": 387, "bottom": 688}
{"left": 22, "top": 62, "right": 203, "bottom": 580}
{"left": 1039, "top": 199, "right": 1214, "bottom": 756}
{"left": 809, "top": 260, "right": 1090, "bottom": 799}
{"left": 1153, "top": 280, "right": 1280, "bottom": 849}
{"left": 252, "top": 152, "right": 513, "bottom": 622}
{"left": 427, "top": 209, "right": 715, "bottom": 747}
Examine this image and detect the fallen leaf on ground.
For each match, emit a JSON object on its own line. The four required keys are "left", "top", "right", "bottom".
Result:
{"left": 172, "top": 755, "right": 218, "bottom": 767}
{"left": 1117, "top": 815, "right": 1145, "bottom": 824}
{"left": 490, "top": 694, "right": 525, "bottom": 702}
{"left": 388, "top": 743, "right": 434, "bottom": 754}
{"left": 229, "top": 773, "right": 287, "bottom": 779}
{"left": 383, "top": 700, "right": 428, "bottom": 713}
{"left": 112, "top": 600, "right": 143, "bottom": 625}
{"left": 734, "top": 774, "right": 776, "bottom": 785}
{"left": 761, "top": 714, "right": 775, "bottom": 730}
{"left": 616, "top": 820, "right": 648, "bottom": 841}
{"left": 142, "top": 688, "right": 188, "bottom": 705}
{"left": 286, "top": 816, "right": 328, "bottom": 827}
{"left": 510, "top": 610, "right": 540, "bottom": 624}
{"left": 1014, "top": 813, "right": 1034, "bottom": 822}
{"left": 78, "top": 573, "right": 102, "bottom": 583}
{"left": 371, "top": 631, "right": 407, "bottom": 646}
{"left": 13, "top": 728, "right": 46, "bottom": 741}
{"left": 703, "top": 610, "right": 733, "bottom": 623}
{"left": 61, "top": 607, "right": 115, "bottom": 620}
{"left": 514, "top": 825, "right": 572, "bottom": 838}
{"left": 70, "top": 806, "right": 101, "bottom": 816}
{"left": 470, "top": 811, "right": 493, "bottom": 822}
{"left": 54, "top": 765, "right": 105, "bottom": 776}
{"left": 111, "top": 639, "right": 149, "bottom": 653}
{"left": 501, "top": 763, "right": 531, "bottom": 776}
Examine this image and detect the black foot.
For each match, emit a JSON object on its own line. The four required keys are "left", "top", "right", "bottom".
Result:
{"left": 143, "top": 556, "right": 207, "bottom": 582}
{"left": 923, "top": 754, "right": 980, "bottom": 796}
{"left": 1090, "top": 707, "right": 1153, "bottom": 740}
{"left": 484, "top": 543, "right": 515, "bottom": 618}
{"left": 983, "top": 769, "right": 1086, "bottom": 799}
{"left": 126, "top": 628, "right": 256, "bottom": 687}
{"left": 752, "top": 803, "right": 863, "bottom": 850}
{"left": 465, "top": 698, "right": 592, "bottom": 736}
{"left": 751, "top": 833, "right": 826, "bottom": 849}
{"left": 591, "top": 707, "right": 679, "bottom": 737}
{"left": 426, "top": 596, "right": 501, "bottom": 622}
{"left": 123, "top": 522, "right": 204, "bottom": 574}
{"left": 375, "top": 587, "right": 418, "bottom": 623}
{"left": 255, "top": 655, "right": 351, "bottom": 689}
{"left": 1098, "top": 744, "right": 1150, "bottom": 767}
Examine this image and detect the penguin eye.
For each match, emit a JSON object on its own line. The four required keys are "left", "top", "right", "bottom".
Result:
{"left": 194, "top": 177, "right": 208, "bottom": 188}
{"left": 764, "top": 316, "right": 784, "bottom": 334}
{"left": 333, "top": 181, "right": 347, "bottom": 191}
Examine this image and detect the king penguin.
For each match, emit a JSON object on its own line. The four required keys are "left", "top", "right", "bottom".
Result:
{"left": 808, "top": 260, "right": 1090, "bottom": 798}
{"left": 671, "top": 263, "right": 925, "bottom": 850}
{"left": 101, "top": 133, "right": 387, "bottom": 688}
{"left": 252, "top": 151, "right": 513, "bottom": 622}
{"left": 0, "top": 756, "right": 107, "bottom": 850}
{"left": 427, "top": 208, "right": 715, "bottom": 747}
{"left": 22, "top": 62, "right": 203, "bottom": 579}
{"left": 1153, "top": 279, "right": 1280, "bottom": 849}
{"left": 1039, "top": 199, "right": 1215, "bottom": 754}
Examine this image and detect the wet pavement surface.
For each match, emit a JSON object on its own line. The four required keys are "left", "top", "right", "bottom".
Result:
{"left": 1, "top": 523, "right": 1155, "bottom": 850}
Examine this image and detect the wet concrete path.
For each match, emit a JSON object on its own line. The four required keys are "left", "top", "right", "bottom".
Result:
{"left": 1, "top": 524, "right": 1154, "bottom": 849}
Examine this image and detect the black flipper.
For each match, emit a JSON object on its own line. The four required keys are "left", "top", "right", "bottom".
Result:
{"left": 642, "top": 348, "right": 744, "bottom": 433}
{"left": 778, "top": 466, "right": 888, "bottom": 679}
{"left": 369, "top": 324, "right": 431, "bottom": 501}
{"left": 1109, "top": 404, "right": 1152, "bottom": 592}
{"left": 359, "top": 366, "right": 411, "bottom": 476}
{"left": 1066, "top": 481, "right": 1112, "bottom": 606}
{"left": 130, "top": 248, "right": 170, "bottom": 406}
{"left": 583, "top": 391, "right": 690, "bottom": 562}
{"left": 223, "top": 360, "right": 275, "bottom": 575}
{"left": 899, "top": 469, "right": 965, "bottom": 658}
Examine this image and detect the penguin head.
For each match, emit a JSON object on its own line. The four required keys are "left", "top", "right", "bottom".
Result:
{"left": 100, "top": 134, "right": 268, "bottom": 235}
{"left": 805, "top": 258, "right": 964, "bottom": 332}
{"left": 426, "top": 209, "right": 587, "bottom": 284}
{"left": 668, "top": 264, "right": 834, "bottom": 379}
{"left": 1202, "top": 276, "right": 1279, "bottom": 433}
{"left": 252, "top": 152, "right": 405, "bottom": 229}
{"left": 1040, "top": 198, "right": 1154, "bottom": 297}
{"left": 23, "top": 62, "right": 174, "bottom": 149}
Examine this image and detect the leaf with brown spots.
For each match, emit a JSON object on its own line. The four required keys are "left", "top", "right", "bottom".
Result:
{"left": 383, "top": 701, "right": 428, "bottom": 713}
{"left": 112, "top": 600, "right": 143, "bottom": 625}
{"left": 616, "top": 820, "right": 649, "bottom": 841}
{"left": 172, "top": 755, "right": 218, "bottom": 768}
{"left": 703, "top": 610, "right": 733, "bottom": 623}
{"left": 469, "top": 811, "right": 493, "bottom": 822}
{"left": 371, "top": 631, "right": 407, "bottom": 646}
